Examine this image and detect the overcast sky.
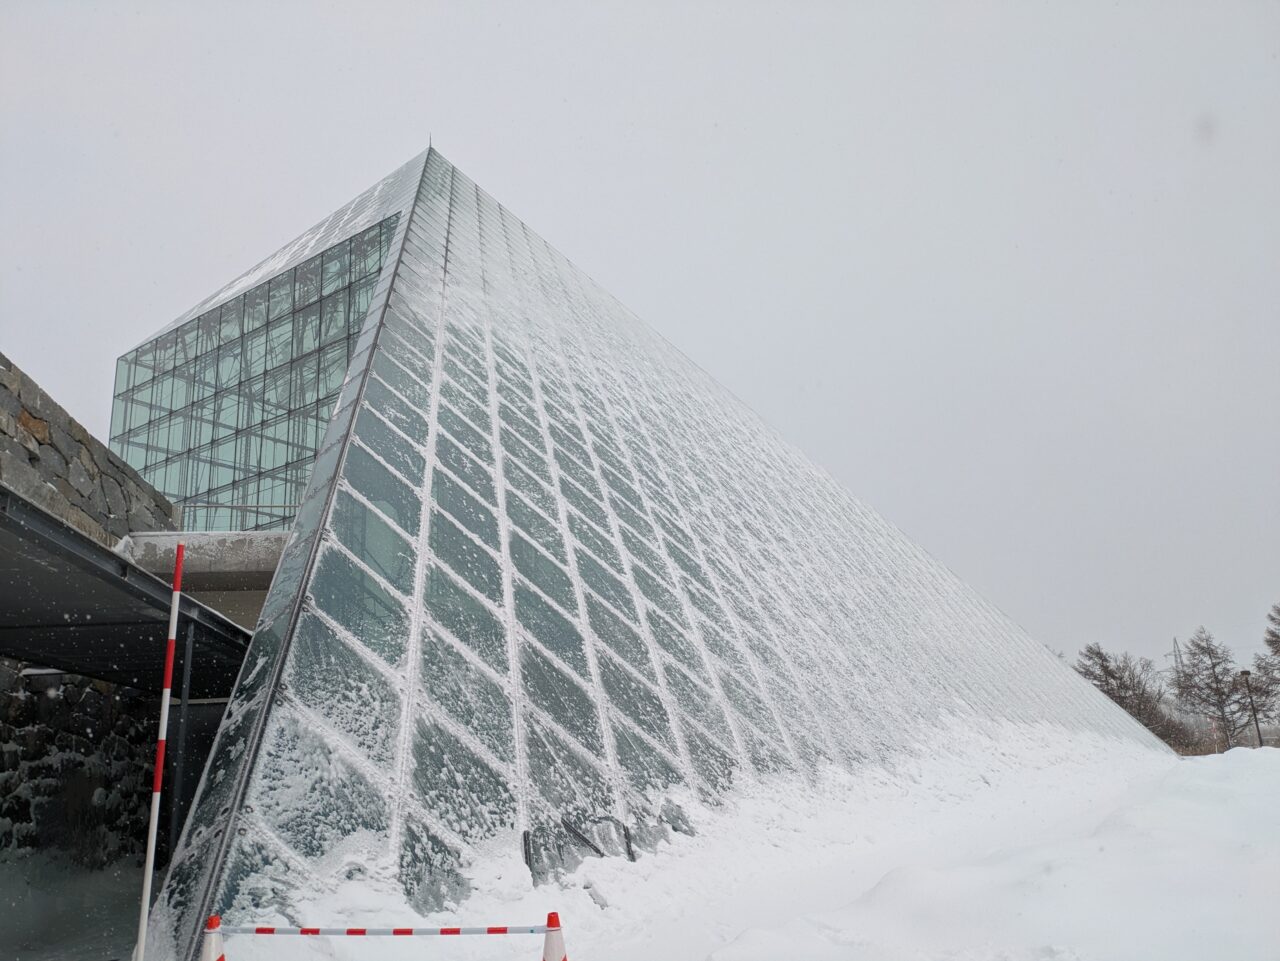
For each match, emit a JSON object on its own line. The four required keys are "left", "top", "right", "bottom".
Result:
{"left": 2, "top": 2, "right": 1276, "bottom": 663}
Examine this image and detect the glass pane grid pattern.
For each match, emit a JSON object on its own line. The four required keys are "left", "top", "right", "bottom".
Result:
{"left": 110, "top": 216, "right": 401, "bottom": 531}
{"left": 148, "top": 149, "right": 1163, "bottom": 961}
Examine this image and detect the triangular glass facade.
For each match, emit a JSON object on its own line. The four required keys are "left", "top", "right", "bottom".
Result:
{"left": 139, "top": 149, "right": 1162, "bottom": 960}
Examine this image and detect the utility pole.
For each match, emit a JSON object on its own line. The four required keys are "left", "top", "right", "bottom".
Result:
{"left": 1239, "top": 670, "right": 1264, "bottom": 748}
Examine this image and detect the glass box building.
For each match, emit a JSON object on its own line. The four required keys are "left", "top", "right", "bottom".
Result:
{"left": 124, "top": 149, "right": 1163, "bottom": 960}
{"left": 111, "top": 212, "right": 402, "bottom": 530}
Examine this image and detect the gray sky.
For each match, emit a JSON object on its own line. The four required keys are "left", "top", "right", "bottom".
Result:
{"left": 2, "top": 2, "right": 1276, "bottom": 663}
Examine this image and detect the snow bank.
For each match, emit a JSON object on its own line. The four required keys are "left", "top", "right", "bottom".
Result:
{"left": 207, "top": 718, "right": 1210, "bottom": 961}
{"left": 712, "top": 747, "right": 1278, "bottom": 961}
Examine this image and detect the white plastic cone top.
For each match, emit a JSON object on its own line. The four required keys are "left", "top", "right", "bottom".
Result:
{"left": 541, "top": 911, "right": 568, "bottom": 961}
{"left": 199, "top": 915, "right": 225, "bottom": 961}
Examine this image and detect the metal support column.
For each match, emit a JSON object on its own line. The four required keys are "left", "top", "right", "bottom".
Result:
{"left": 168, "top": 618, "right": 196, "bottom": 858}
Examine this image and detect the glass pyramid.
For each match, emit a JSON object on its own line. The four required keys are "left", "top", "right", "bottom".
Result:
{"left": 143, "top": 148, "right": 1162, "bottom": 959}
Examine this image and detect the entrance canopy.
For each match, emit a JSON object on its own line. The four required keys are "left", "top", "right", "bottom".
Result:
{"left": 0, "top": 486, "right": 249, "bottom": 698}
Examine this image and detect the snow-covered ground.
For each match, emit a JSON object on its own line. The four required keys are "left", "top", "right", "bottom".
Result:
{"left": 710, "top": 745, "right": 1278, "bottom": 961}
{"left": 10, "top": 723, "right": 1277, "bottom": 961}
{"left": 220, "top": 722, "right": 1276, "bottom": 961}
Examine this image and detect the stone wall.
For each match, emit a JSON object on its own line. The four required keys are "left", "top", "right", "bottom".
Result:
{"left": 0, "top": 350, "right": 179, "bottom": 547}
{"left": 0, "top": 657, "right": 155, "bottom": 867}
{"left": 0, "top": 353, "right": 179, "bottom": 867}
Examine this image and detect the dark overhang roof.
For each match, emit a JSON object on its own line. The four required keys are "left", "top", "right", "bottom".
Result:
{"left": 0, "top": 485, "right": 250, "bottom": 698}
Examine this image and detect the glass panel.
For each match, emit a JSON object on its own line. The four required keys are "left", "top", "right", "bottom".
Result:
{"left": 577, "top": 550, "right": 636, "bottom": 621}
{"left": 268, "top": 269, "right": 294, "bottom": 319}
{"left": 350, "top": 274, "right": 378, "bottom": 331}
{"left": 613, "top": 720, "right": 681, "bottom": 795}
{"left": 310, "top": 545, "right": 408, "bottom": 667}
{"left": 266, "top": 317, "right": 293, "bottom": 370}
{"left": 684, "top": 724, "right": 738, "bottom": 791}
{"left": 372, "top": 350, "right": 430, "bottom": 409}
{"left": 331, "top": 488, "right": 415, "bottom": 594}
{"left": 352, "top": 223, "right": 382, "bottom": 279}
{"left": 424, "top": 564, "right": 507, "bottom": 672}
{"left": 520, "top": 645, "right": 603, "bottom": 754}
{"left": 254, "top": 712, "right": 389, "bottom": 857}
{"left": 514, "top": 583, "right": 588, "bottom": 679}
{"left": 243, "top": 326, "right": 269, "bottom": 379}
{"left": 442, "top": 379, "right": 491, "bottom": 434}
{"left": 506, "top": 492, "right": 566, "bottom": 562}
{"left": 439, "top": 405, "right": 492, "bottom": 463}
{"left": 216, "top": 340, "right": 241, "bottom": 389}
{"left": 431, "top": 467, "right": 498, "bottom": 549}
{"left": 365, "top": 374, "right": 428, "bottom": 439}
{"left": 665, "top": 663, "right": 730, "bottom": 742}
{"left": 321, "top": 290, "right": 349, "bottom": 345}
{"left": 322, "top": 240, "right": 350, "bottom": 296}
{"left": 501, "top": 427, "right": 550, "bottom": 482}
{"left": 399, "top": 817, "right": 469, "bottom": 914}
{"left": 295, "top": 253, "right": 322, "bottom": 307}
{"left": 621, "top": 525, "right": 665, "bottom": 575}
{"left": 288, "top": 608, "right": 401, "bottom": 763}
{"left": 510, "top": 532, "right": 576, "bottom": 614}
{"left": 429, "top": 509, "right": 502, "bottom": 602}
{"left": 343, "top": 441, "right": 420, "bottom": 536}
{"left": 354, "top": 408, "right": 424, "bottom": 481}
{"left": 525, "top": 720, "right": 613, "bottom": 822}
{"left": 586, "top": 595, "right": 654, "bottom": 679}
{"left": 318, "top": 341, "right": 349, "bottom": 398}
{"left": 561, "top": 476, "right": 609, "bottom": 531}
{"left": 293, "top": 302, "right": 321, "bottom": 357}
{"left": 420, "top": 630, "right": 515, "bottom": 761}
{"left": 175, "top": 321, "right": 200, "bottom": 365}
{"left": 554, "top": 449, "right": 601, "bottom": 501}
{"left": 504, "top": 457, "right": 556, "bottom": 516}
{"left": 634, "top": 563, "right": 684, "bottom": 626}
{"left": 436, "top": 433, "right": 495, "bottom": 504}
{"left": 611, "top": 492, "right": 654, "bottom": 539}
{"left": 289, "top": 352, "right": 319, "bottom": 408}
{"left": 648, "top": 610, "right": 704, "bottom": 676}
{"left": 410, "top": 719, "right": 515, "bottom": 842}
{"left": 499, "top": 402, "right": 541, "bottom": 450}
{"left": 219, "top": 298, "right": 243, "bottom": 345}
{"left": 244, "top": 281, "right": 269, "bottom": 331}
{"left": 597, "top": 652, "right": 675, "bottom": 749}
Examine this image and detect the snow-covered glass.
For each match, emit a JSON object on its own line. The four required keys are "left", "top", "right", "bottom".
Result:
{"left": 146, "top": 149, "right": 1160, "bottom": 960}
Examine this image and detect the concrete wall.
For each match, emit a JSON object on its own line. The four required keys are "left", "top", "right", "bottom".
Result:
{"left": 0, "top": 350, "right": 179, "bottom": 548}
{"left": 116, "top": 530, "right": 288, "bottom": 630}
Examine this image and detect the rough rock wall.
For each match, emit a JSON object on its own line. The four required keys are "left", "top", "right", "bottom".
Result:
{"left": 0, "top": 354, "right": 186, "bottom": 869}
{"left": 0, "top": 350, "right": 179, "bottom": 547}
{"left": 0, "top": 658, "right": 154, "bottom": 867}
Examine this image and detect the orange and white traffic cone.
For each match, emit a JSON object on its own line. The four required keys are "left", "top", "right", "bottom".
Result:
{"left": 541, "top": 911, "right": 567, "bottom": 961}
{"left": 200, "top": 915, "right": 225, "bottom": 961}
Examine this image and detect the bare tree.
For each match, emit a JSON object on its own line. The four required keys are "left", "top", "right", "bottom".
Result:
{"left": 1246, "top": 653, "right": 1280, "bottom": 727}
{"left": 1075, "top": 643, "right": 1194, "bottom": 751}
{"left": 1264, "top": 603, "right": 1280, "bottom": 658}
{"left": 1171, "top": 628, "right": 1251, "bottom": 751}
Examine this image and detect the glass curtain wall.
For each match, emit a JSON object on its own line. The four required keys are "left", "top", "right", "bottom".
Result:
{"left": 110, "top": 216, "right": 400, "bottom": 531}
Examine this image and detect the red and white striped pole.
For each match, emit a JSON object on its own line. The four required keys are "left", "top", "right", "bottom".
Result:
{"left": 134, "top": 542, "right": 186, "bottom": 961}
{"left": 199, "top": 911, "right": 567, "bottom": 958}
